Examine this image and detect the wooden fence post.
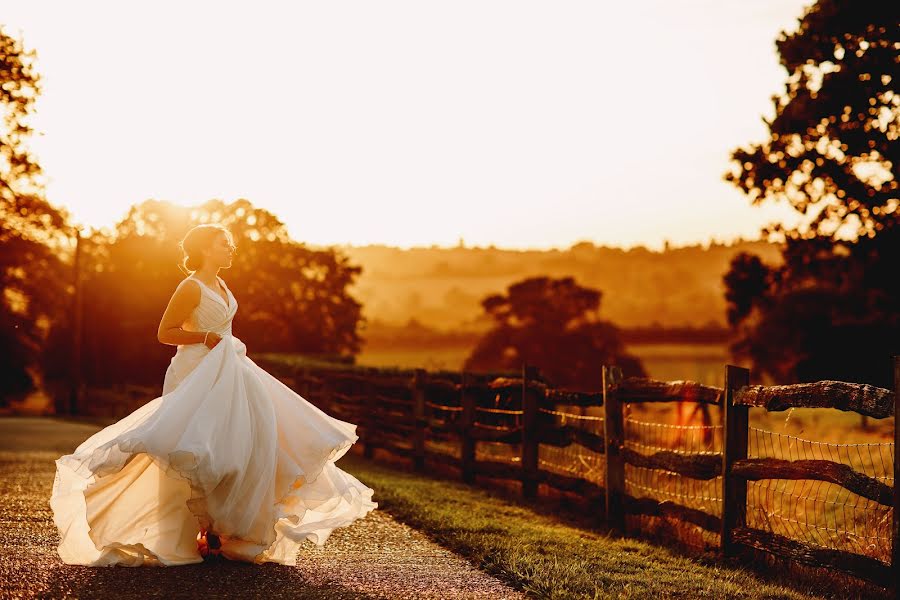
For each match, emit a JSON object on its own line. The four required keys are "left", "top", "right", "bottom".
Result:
{"left": 460, "top": 371, "right": 476, "bottom": 483}
{"left": 412, "top": 368, "right": 427, "bottom": 472}
{"left": 363, "top": 379, "right": 376, "bottom": 459}
{"left": 521, "top": 364, "right": 540, "bottom": 499}
{"left": 603, "top": 365, "right": 625, "bottom": 533}
{"left": 892, "top": 355, "right": 899, "bottom": 590}
{"left": 68, "top": 226, "right": 84, "bottom": 416}
{"left": 722, "top": 364, "right": 750, "bottom": 558}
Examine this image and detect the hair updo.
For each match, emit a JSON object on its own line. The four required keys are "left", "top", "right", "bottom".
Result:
{"left": 178, "top": 223, "right": 233, "bottom": 274}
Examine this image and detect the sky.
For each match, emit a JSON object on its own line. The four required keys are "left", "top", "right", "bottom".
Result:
{"left": 4, "top": 0, "right": 812, "bottom": 251}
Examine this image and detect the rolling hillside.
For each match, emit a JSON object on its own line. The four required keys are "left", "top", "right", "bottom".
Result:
{"left": 335, "top": 239, "right": 783, "bottom": 334}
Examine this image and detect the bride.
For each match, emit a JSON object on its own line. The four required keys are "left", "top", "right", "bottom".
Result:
{"left": 49, "top": 223, "right": 377, "bottom": 566}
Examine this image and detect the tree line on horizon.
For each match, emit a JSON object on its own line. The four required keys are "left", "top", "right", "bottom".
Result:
{"left": 338, "top": 239, "right": 783, "bottom": 333}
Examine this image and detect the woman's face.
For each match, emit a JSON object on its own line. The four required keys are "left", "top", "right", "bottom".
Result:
{"left": 203, "top": 232, "right": 235, "bottom": 270}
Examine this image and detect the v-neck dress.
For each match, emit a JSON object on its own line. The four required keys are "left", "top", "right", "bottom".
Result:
{"left": 161, "top": 275, "right": 237, "bottom": 395}
{"left": 49, "top": 273, "right": 377, "bottom": 566}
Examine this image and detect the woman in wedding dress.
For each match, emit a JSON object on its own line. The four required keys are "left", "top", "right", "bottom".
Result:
{"left": 49, "top": 223, "right": 377, "bottom": 566}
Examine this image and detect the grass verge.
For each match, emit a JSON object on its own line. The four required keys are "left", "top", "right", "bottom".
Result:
{"left": 338, "top": 453, "right": 890, "bottom": 600}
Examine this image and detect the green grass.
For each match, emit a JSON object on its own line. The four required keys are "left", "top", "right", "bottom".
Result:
{"left": 337, "top": 453, "right": 847, "bottom": 600}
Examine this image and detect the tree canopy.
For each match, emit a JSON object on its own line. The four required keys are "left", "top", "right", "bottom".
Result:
{"left": 723, "top": 1, "right": 899, "bottom": 387}
{"left": 464, "top": 276, "right": 645, "bottom": 391}
{"left": 0, "top": 26, "right": 71, "bottom": 403}
{"left": 727, "top": 0, "right": 898, "bottom": 244}
{"left": 45, "top": 199, "right": 367, "bottom": 387}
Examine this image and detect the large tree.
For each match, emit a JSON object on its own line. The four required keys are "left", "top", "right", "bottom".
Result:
{"left": 464, "top": 276, "right": 645, "bottom": 391}
{"left": 0, "top": 26, "right": 71, "bottom": 404}
{"left": 43, "top": 199, "right": 366, "bottom": 388}
{"left": 724, "top": 1, "right": 899, "bottom": 387}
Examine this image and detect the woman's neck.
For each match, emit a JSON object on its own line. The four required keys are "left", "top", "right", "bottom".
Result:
{"left": 193, "top": 266, "right": 219, "bottom": 285}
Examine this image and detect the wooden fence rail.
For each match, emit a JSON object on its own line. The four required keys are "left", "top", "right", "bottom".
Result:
{"left": 256, "top": 355, "right": 900, "bottom": 590}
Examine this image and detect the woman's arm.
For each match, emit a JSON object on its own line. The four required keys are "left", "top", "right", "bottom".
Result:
{"left": 157, "top": 280, "right": 212, "bottom": 346}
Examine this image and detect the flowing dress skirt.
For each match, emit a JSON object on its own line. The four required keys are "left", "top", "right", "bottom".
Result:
{"left": 50, "top": 335, "right": 377, "bottom": 566}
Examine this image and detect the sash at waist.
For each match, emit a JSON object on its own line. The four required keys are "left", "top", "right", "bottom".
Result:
{"left": 164, "top": 334, "right": 246, "bottom": 395}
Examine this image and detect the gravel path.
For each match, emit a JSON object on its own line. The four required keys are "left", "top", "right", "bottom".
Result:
{"left": 0, "top": 417, "right": 525, "bottom": 599}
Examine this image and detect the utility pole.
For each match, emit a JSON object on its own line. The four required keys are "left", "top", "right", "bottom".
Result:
{"left": 69, "top": 226, "right": 84, "bottom": 415}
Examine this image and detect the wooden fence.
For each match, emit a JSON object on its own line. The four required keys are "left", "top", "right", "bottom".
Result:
{"left": 257, "top": 356, "right": 899, "bottom": 590}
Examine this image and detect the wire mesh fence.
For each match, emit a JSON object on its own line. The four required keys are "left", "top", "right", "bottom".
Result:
{"left": 425, "top": 437, "right": 461, "bottom": 460}
{"left": 623, "top": 408, "right": 724, "bottom": 550}
{"left": 424, "top": 401, "right": 463, "bottom": 460}
{"left": 470, "top": 404, "right": 608, "bottom": 485}
{"left": 275, "top": 359, "right": 898, "bottom": 587}
{"left": 425, "top": 391, "right": 896, "bottom": 564}
{"left": 539, "top": 406, "right": 605, "bottom": 484}
{"left": 747, "top": 427, "right": 895, "bottom": 563}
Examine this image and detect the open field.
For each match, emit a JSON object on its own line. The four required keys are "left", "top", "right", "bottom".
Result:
{"left": 353, "top": 341, "right": 731, "bottom": 385}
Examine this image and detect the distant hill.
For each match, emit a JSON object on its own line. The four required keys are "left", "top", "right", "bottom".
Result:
{"left": 330, "top": 239, "right": 783, "bottom": 335}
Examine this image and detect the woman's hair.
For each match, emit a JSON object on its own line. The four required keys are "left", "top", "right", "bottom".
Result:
{"left": 178, "top": 224, "right": 233, "bottom": 274}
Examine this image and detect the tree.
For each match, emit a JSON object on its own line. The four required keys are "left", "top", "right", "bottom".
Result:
{"left": 0, "top": 26, "right": 71, "bottom": 404}
{"left": 724, "top": 1, "right": 899, "bottom": 387}
{"left": 464, "top": 276, "right": 645, "bottom": 391}
{"left": 43, "top": 199, "right": 366, "bottom": 387}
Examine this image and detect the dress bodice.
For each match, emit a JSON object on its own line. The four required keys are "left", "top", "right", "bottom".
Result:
{"left": 183, "top": 274, "right": 238, "bottom": 337}
{"left": 163, "top": 275, "right": 239, "bottom": 395}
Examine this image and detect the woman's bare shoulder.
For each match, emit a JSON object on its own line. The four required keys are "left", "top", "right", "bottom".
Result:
{"left": 173, "top": 277, "right": 201, "bottom": 299}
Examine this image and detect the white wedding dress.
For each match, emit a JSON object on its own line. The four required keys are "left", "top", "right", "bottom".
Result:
{"left": 50, "top": 274, "right": 377, "bottom": 566}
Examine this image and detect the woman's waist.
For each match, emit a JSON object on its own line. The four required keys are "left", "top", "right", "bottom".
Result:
{"left": 172, "top": 344, "right": 209, "bottom": 361}
{"left": 173, "top": 332, "right": 243, "bottom": 357}
{"left": 178, "top": 325, "right": 232, "bottom": 343}
{"left": 192, "top": 322, "right": 233, "bottom": 335}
